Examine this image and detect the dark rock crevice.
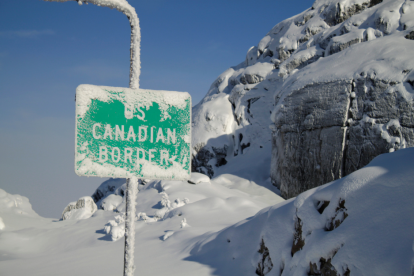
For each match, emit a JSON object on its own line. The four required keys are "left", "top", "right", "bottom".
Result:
{"left": 325, "top": 199, "right": 348, "bottom": 231}
{"left": 291, "top": 214, "right": 305, "bottom": 257}
{"left": 316, "top": 200, "right": 330, "bottom": 214}
{"left": 406, "top": 31, "right": 414, "bottom": 40}
{"left": 256, "top": 238, "right": 273, "bottom": 276}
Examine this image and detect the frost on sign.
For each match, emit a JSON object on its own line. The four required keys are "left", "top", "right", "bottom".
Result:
{"left": 75, "top": 84, "right": 191, "bottom": 180}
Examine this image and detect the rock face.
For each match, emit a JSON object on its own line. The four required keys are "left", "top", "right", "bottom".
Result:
{"left": 192, "top": 0, "right": 414, "bottom": 197}
{"left": 272, "top": 77, "right": 414, "bottom": 198}
{"left": 191, "top": 44, "right": 280, "bottom": 183}
{"left": 269, "top": 0, "right": 414, "bottom": 198}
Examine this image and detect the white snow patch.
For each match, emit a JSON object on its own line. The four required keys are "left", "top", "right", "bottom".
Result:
{"left": 0, "top": 217, "right": 5, "bottom": 230}
{"left": 188, "top": 172, "right": 210, "bottom": 184}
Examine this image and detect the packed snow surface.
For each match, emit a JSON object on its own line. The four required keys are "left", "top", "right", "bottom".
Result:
{"left": 1, "top": 149, "right": 413, "bottom": 275}
{"left": 0, "top": 174, "right": 283, "bottom": 276}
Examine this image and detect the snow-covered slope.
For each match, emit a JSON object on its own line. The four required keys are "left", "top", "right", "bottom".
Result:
{"left": 0, "top": 174, "right": 283, "bottom": 276}
{"left": 191, "top": 0, "right": 414, "bottom": 198}
{"left": 189, "top": 147, "right": 414, "bottom": 276}
{"left": 2, "top": 0, "right": 413, "bottom": 275}
{"left": 1, "top": 149, "right": 412, "bottom": 275}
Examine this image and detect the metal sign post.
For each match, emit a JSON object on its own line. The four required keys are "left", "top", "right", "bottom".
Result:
{"left": 44, "top": 1, "right": 191, "bottom": 275}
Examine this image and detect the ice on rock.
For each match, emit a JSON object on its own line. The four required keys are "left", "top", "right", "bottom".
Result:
{"left": 61, "top": 196, "right": 97, "bottom": 220}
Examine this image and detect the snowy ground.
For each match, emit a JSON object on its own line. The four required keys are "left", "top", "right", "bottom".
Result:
{"left": 2, "top": 0, "right": 414, "bottom": 274}
{"left": 0, "top": 173, "right": 283, "bottom": 276}
{"left": 190, "top": 148, "right": 414, "bottom": 276}
{"left": 1, "top": 149, "right": 414, "bottom": 275}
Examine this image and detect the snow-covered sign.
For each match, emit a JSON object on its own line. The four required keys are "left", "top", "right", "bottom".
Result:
{"left": 75, "top": 84, "right": 191, "bottom": 180}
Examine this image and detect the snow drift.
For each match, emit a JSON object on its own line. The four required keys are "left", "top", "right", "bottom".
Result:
{"left": 188, "top": 147, "right": 414, "bottom": 276}
{"left": 0, "top": 173, "right": 283, "bottom": 276}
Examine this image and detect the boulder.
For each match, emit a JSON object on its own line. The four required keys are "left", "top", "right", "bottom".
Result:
{"left": 61, "top": 196, "right": 97, "bottom": 220}
{"left": 91, "top": 178, "right": 126, "bottom": 207}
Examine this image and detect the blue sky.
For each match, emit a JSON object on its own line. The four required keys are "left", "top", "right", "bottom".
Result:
{"left": 0, "top": 0, "right": 312, "bottom": 218}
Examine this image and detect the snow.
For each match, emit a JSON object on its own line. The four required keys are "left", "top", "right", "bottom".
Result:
{"left": 192, "top": 0, "right": 414, "bottom": 194}
{"left": 0, "top": 172, "right": 283, "bottom": 275}
{"left": 76, "top": 84, "right": 190, "bottom": 119}
{"left": 1, "top": 148, "right": 413, "bottom": 275}
{"left": 61, "top": 196, "right": 97, "bottom": 220}
{"left": 3, "top": 0, "right": 414, "bottom": 274}
{"left": 188, "top": 172, "right": 211, "bottom": 184}
{"left": 193, "top": 0, "right": 414, "bottom": 198}
{"left": 189, "top": 148, "right": 414, "bottom": 276}
{"left": 124, "top": 177, "right": 138, "bottom": 276}
{"left": 0, "top": 217, "right": 5, "bottom": 230}
{"left": 100, "top": 194, "right": 123, "bottom": 211}
{"left": 75, "top": 84, "right": 192, "bottom": 180}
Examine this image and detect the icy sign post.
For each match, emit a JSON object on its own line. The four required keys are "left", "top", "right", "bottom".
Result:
{"left": 75, "top": 84, "right": 191, "bottom": 180}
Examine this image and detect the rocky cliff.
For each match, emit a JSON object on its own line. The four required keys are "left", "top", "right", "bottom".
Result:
{"left": 192, "top": 0, "right": 414, "bottom": 198}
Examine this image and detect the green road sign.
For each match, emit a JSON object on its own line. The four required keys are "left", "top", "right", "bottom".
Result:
{"left": 75, "top": 84, "right": 191, "bottom": 180}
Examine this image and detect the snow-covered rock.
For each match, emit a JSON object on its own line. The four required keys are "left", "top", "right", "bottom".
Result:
{"left": 270, "top": 0, "right": 414, "bottom": 198}
{"left": 192, "top": 0, "right": 414, "bottom": 198}
{"left": 61, "top": 196, "right": 98, "bottom": 220}
{"left": 188, "top": 172, "right": 210, "bottom": 184}
{"left": 91, "top": 178, "right": 128, "bottom": 212}
{"left": 100, "top": 194, "right": 123, "bottom": 211}
{"left": 191, "top": 61, "right": 277, "bottom": 188}
{"left": 91, "top": 178, "right": 126, "bottom": 204}
{"left": 189, "top": 147, "right": 414, "bottom": 276}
